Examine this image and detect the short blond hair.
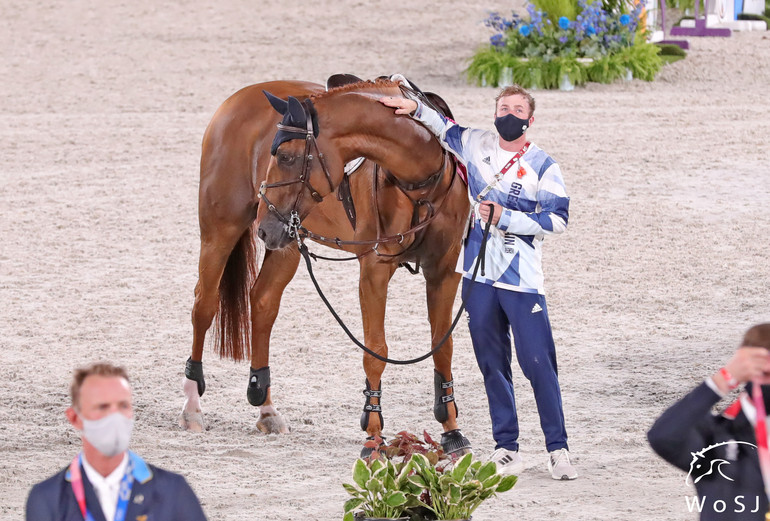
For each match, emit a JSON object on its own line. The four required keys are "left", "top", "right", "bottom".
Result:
{"left": 495, "top": 85, "right": 535, "bottom": 117}
{"left": 70, "top": 363, "right": 130, "bottom": 408}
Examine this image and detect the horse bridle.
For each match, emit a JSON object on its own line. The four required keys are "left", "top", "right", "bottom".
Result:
{"left": 258, "top": 96, "right": 451, "bottom": 252}
{"left": 258, "top": 99, "right": 335, "bottom": 240}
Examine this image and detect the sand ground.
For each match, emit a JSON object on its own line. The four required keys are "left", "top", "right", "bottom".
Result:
{"left": 2, "top": 1, "right": 769, "bottom": 520}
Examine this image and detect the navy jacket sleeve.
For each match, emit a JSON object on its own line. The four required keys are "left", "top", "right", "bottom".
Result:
{"left": 647, "top": 381, "right": 723, "bottom": 471}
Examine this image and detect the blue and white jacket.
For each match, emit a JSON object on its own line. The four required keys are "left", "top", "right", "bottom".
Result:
{"left": 412, "top": 102, "right": 569, "bottom": 295}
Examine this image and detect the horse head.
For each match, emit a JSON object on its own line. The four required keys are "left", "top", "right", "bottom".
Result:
{"left": 257, "top": 91, "right": 344, "bottom": 249}
{"left": 258, "top": 79, "right": 442, "bottom": 250}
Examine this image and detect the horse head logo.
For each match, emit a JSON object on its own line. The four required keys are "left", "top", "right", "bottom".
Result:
{"left": 685, "top": 441, "right": 757, "bottom": 485}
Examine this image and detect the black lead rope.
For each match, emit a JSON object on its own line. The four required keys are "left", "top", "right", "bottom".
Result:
{"left": 298, "top": 205, "right": 494, "bottom": 365}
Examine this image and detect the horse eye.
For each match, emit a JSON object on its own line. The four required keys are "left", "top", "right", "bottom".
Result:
{"left": 278, "top": 153, "right": 295, "bottom": 166}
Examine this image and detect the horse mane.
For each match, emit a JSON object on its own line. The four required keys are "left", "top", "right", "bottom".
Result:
{"left": 309, "top": 78, "right": 401, "bottom": 101}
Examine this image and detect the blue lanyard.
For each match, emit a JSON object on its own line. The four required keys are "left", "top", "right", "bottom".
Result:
{"left": 70, "top": 453, "right": 135, "bottom": 521}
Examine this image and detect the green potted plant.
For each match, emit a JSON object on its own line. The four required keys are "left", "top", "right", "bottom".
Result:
{"left": 407, "top": 452, "right": 518, "bottom": 521}
{"left": 343, "top": 432, "right": 449, "bottom": 521}
{"left": 342, "top": 432, "right": 517, "bottom": 521}
{"left": 342, "top": 455, "right": 423, "bottom": 521}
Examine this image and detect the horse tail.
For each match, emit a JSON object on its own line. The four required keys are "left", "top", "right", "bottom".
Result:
{"left": 213, "top": 224, "right": 257, "bottom": 361}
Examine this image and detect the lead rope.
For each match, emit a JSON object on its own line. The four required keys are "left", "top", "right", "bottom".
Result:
{"left": 295, "top": 206, "right": 495, "bottom": 365}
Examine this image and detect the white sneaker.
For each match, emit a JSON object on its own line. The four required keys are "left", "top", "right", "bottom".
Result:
{"left": 489, "top": 448, "right": 524, "bottom": 475}
{"left": 548, "top": 448, "right": 578, "bottom": 480}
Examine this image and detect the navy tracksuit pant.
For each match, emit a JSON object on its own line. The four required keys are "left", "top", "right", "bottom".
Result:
{"left": 462, "top": 278, "right": 569, "bottom": 452}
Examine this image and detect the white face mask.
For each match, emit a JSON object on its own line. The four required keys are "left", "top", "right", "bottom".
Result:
{"left": 78, "top": 412, "right": 134, "bottom": 457}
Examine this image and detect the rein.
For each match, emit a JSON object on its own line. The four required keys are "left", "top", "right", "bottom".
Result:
{"left": 296, "top": 208, "right": 494, "bottom": 365}
{"left": 262, "top": 90, "right": 485, "bottom": 365}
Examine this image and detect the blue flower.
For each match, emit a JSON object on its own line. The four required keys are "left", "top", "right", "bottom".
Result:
{"left": 490, "top": 33, "right": 506, "bottom": 47}
{"left": 586, "top": 25, "right": 596, "bottom": 35}
{"left": 558, "top": 16, "right": 571, "bottom": 30}
{"left": 519, "top": 24, "right": 531, "bottom": 36}
{"left": 620, "top": 14, "right": 631, "bottom": 25}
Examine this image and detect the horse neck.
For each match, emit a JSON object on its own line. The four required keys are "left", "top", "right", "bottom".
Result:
{"left": 317, "top": 93, "right": 445, "bottom": 184}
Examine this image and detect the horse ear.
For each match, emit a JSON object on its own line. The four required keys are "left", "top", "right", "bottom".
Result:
{"left": 286, "top": 96, "right": 306, "bottom": 126}
{"left": 263, "top": 90, "right": 288, "bottom": 115}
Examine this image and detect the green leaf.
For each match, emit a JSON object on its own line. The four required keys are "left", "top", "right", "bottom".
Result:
{"left": 343, "top": 497, "right": 365, "bottom": 513}
{"left": 369, "top": 458, "right": 384, "bottom": 474}
{"left": 352, "top": 459, "right": 371, "bottom": 489}
{"left": 410, "top": 453, "right": 430, "bottom": 470}
{"left": 383, "top": 473, "right": 396, "bottom": 491}
{"left": 408, "top": 474, "right": 426, "bottom": 488}
{"left": 343, "top": 512, "right": 354, "bottom": 521}
{"left": 384, "top": 491, "right": 407, "bottom": 507}
{"left": 476, "top": 461, "right": 497, "bottom": 483}
{"left": 481, "top": 473, "right": 502, "bottom": 489}
{"left": 406, "top": 481, "right": 424, "bottom": 495}
{"left": 449, "top": 483, "right": 461, "bottom": 504}
{"left": 496, "top": 474, "right": 518, "bottom": 493}
{"left": 451, "top": 452, "right": 473, "bottom": 482}
{"left": 342, "top": 483, "right": 359, "bottom": 495}
{"left": 366, "top": 477, "right": 383, "bottom": 493}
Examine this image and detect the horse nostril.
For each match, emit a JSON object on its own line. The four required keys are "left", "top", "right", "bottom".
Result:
{"left": 257, "top": 227, "right": 266, "bottom": 241}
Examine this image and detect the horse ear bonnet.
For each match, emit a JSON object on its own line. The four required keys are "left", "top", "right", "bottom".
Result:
{"left": 263, "top": 90, "right": 288, "bottom": 115}
{"left": 263, "top": 92, "right": 319, "bottom": 156}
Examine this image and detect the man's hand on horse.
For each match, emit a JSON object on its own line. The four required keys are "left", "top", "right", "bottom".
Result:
{"left": 379, "top": 96, "right": 418, "bottom": 115}
{"left": 479, "top": 201, "right": 503, "bottom": 226}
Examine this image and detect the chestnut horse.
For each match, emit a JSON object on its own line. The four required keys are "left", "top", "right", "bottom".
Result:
{"left": 183, "top": 78, "right": 470, "bottom": 453}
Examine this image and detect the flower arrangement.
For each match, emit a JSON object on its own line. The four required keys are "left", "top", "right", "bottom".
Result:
{"left": 468, "top": 0, "right": 665, "bottom": 89}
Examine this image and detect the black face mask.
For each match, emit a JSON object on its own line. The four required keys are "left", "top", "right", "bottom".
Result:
{"left": 745, "top": 382, "right": 770, "bottom": 414}
{"left": 494, "top": 114, "right": 530, "bottom": 142}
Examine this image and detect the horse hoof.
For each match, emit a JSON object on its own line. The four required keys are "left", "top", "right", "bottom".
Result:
{"left": 256, "top": 411, "right": 290, "bottom": 434}
{"left": 441, "top": 429, "right": 472, "bottom": 456}
{"left": 178, "top": 411, "right": 204, "bottom": 433}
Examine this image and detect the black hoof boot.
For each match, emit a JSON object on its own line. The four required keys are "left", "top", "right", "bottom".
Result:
{"left": 247, "top": 366, "right": 270, "bottom": 406}
{"left": 185, "top": 357, "right": 205, "bottom": 396}
{"left": 360, "top": 435, "right": 386, "bottom": 459}
{"left": 441, "top": 429, "right": 472, "bottom": 456}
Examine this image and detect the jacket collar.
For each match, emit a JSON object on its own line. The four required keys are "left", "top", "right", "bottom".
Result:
{"left": 65, "top": 451, "right": 153, "bottom": 484}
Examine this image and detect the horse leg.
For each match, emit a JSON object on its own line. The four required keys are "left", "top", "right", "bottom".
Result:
{"left": 425, "top": 267, "right": 472, "bottom": 455}
{"left": 247, "top": 245, "right": 301, "bottom": 434}
{"left": 358, "top": 259, "right": 398, "bottom": 449}
{"left": 180, "top": 224, "right": 249, "bottom": 431}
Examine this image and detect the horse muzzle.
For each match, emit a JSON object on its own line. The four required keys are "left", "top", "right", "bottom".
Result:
{"left": 257, "top": 214, "right": 294, "bottom": 250}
